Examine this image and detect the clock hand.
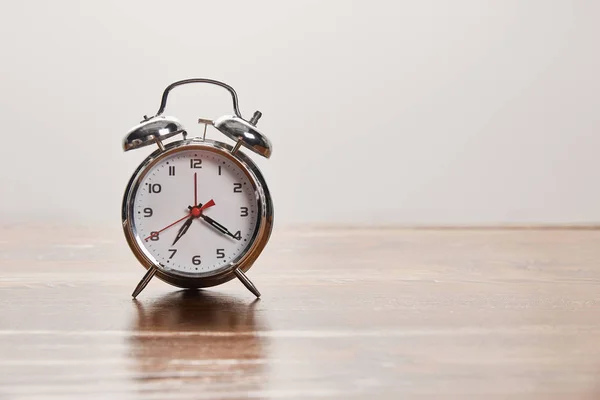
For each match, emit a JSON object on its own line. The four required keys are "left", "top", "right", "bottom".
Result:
{"left": 144, "top": 214, "right": 190, "bottom": 241}
{"left": 172, "top": 217, "right": 193, "bottom": 246}
{"left": 188, "top": 204, "right": 240, "bottom": 240}
{"left": 172, "top": 199, "right": 216, "bottom": 245}
{"left": 145, "top": 200, "right": 215, "bottom": 242}
{"left": 194, "top": 172, "right": 198, "bottom": 206}
{"left": 201, "top": 215, "right": 239, "bottom": 240}
{"left": 195, "top": 199, "right": 216, "bottom": 215}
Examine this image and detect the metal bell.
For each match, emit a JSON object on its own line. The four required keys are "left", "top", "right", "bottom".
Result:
{"left": 123, "top": 78, "right": 273, "bottom": 158}
{"left": 123, "top": 115, "right": 185, "bottom": 152}
{"left": 213, "top": 112, "right": 272, "bottom": 158}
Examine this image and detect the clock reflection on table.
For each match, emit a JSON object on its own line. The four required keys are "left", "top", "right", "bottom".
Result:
{"left": 128, "top": 290, "right": 267, "bottom": 395}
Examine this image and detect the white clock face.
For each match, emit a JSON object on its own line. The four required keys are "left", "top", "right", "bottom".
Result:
{"left": 131, "top": 147, "right": 260, "bottom": 277}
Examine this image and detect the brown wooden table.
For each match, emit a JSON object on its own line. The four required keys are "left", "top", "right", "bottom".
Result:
{"left": 1, "top": 226, "right": 600, "bottom": 399}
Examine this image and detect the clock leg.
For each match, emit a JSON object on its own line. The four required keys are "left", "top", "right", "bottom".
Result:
{"left": 131, "top": 265, "right": 158, "bottom": 299}
{"left": 234, "top": 268, "right": 261, "bottom": 298}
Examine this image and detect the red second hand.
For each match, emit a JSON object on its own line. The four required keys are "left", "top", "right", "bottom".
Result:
{"left": 200, "top": 199, "right": 215, "bottom": 211}
{"left": 144, "top": 199, "right": 216, "bottom": 241}
{"left": 191, "top": 199, "right": 215, "bottom": 217}
{"left": 144, "top": 214, "right": 190, "bottom": 241}
{"left": 194, "top": 172, "right": 198, "bottom": 206}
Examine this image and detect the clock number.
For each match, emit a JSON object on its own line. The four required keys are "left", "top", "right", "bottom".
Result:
{"left": 149, "top": 231, "right": 159, "bottom": 241}
{"left": 192, "top": 255, "right": 202, "bottom": 265}
{"left": 147, "top": 183, "right": 162, "bottom": 194}
{"left": 218, "top": 165, "right": 222, "bottom": 176}
{"left": 168, "top": 166, "right": 175, "bottom": 176}
{"left": 240, "top": 207, "right": 249, "bottom": 217}
{"left": 143, "top": 208, "right": 153, "bottom": 217}
{"left": 216, "top": 249, "right": 225, "bottom": 259}
{"left": 233, "top": 231, "right": 242, "bottom": 240}
{"left": 233, "top": 183, "right": 242, "bottom": 193}
{"left": 168, "top": 249, "right": 177, "bottom": 259}
{"left": 190, "top": 159, "right": 202, "bottom": 169}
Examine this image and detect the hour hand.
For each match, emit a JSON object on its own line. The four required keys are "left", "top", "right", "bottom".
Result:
{"left": 201, "top": 215, "right": 239, "bottom": 240}
{"left": 172, "top": 217, "right": 193, "bottom": 245}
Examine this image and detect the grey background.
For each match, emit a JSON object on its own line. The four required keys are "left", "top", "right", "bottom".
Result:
{"left": 0, "top": 0, "right": 598, "bottom": 226}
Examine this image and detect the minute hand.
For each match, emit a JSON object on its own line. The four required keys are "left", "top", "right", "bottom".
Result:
{"left": 200, "top": 215, "right": 239, "bottom": 240}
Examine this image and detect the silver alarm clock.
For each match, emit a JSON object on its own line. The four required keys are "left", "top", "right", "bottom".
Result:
{"left": 121, "top": 79, "right": 273, "bottom": 298}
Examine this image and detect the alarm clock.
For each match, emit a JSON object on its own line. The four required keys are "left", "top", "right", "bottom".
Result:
{"left": 121, "top": 79, "right": 273, "bottom": 298}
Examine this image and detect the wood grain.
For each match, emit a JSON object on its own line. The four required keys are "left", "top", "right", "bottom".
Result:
{"left": 1, "top": 227, "right": 600, "bottom": 399}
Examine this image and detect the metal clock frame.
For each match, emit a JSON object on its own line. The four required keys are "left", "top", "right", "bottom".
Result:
{"left": 122, "top": 138, "right": 274, "bottom": 298}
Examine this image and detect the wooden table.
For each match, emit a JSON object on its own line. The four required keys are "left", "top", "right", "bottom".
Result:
{"left": 1, "top": 227, "right": 600, "bottom": 399}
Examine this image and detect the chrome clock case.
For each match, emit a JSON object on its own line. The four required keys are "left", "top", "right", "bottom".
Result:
{"left": 121, "top": 79, "right": 274, "bottom": 298}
